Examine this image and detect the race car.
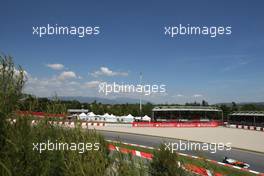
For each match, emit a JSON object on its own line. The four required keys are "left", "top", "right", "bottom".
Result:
{"left": 223, "top": 157, "right": 250, "bottom": 169}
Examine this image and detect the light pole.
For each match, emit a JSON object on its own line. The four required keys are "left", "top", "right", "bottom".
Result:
{"left": 140, "top": 72, "right": 142, "bottom": 120}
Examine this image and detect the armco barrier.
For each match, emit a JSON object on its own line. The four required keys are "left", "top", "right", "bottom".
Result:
{"left": 36, "top": 121, "right": 221, "bottom": 128}
{"left": 30, "top": 121, "right": 106, "bottom": 128}
{"left": 18, "top": 119, "right": 264, "bottom": 131}
{"left": 17, "top": 111, "right": 65, "bottom": 118}
{"left": 29, "top": 120, "right": 223, "bottom": 128}
{"left": 105, "top": 123, "right": 132, "bottom": 127}
{"left": 87, "top": 122, "right": 105, "bottom": 126}
{"left": 132, "top": 121, "right": 220, "bottom": 127}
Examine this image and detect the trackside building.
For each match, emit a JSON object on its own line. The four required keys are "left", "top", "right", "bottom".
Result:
{"left": 228, "top": 111, "right": 264, "bottom": 127}
{"left": 152, "top": 106, "right": 223, "bottom": 122}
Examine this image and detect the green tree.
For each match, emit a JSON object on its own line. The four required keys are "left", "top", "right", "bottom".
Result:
{"left": 219, "top": 104, "right": 231, "bottom": 121}
{"left": 240, "top": 104, "right": 258, "bottom": 111}
{"left": 202, "top": 100, "right": 209, "bottom": 106}
{"left": 231, "top": 102, "right": 238, "bottom": 112}
{"left": 46, "top": 94, "right": 67, "bottom": 114}
{"left": 142, "top": 102, "right": 154, "bottom": 116}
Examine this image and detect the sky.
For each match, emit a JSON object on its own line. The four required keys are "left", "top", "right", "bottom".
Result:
{"left": 0, "top": 0, "right": 264, "bottom": 104}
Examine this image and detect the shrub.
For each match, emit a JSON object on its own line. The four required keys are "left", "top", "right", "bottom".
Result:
{"left": 150, "top": 144, "right": 186, "bottom": 176}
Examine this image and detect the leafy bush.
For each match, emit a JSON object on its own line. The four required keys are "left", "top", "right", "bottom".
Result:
{"left": 0, "top": 54, "right": 26, "bottom": 115}
{"left": 150, "top": 144, "right": 186, "bottom": 176}
{"left": 109, "top": 152, "right": 147, "bottom": 176}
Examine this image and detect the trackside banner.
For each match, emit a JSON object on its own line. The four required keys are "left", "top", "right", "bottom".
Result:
{"left": 132, "top": 122, "right": 220, "bottom": 127}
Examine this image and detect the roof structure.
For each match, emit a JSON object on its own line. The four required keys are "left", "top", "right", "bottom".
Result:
{"left": 67, "top": 109, "right": 88, "bottom": 113}
{"left": 152, "top": 106, "right": 222, "bottom": 112}
{"left": 229, "top": 111, "right": 264, "bottom": 117}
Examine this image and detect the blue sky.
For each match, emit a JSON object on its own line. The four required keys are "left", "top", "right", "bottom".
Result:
{"left": 0, "top": 0, "right": 264, "bottom": 104}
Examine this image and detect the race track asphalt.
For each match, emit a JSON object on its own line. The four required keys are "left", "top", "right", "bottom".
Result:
{"left": 97, "top": 130, "right": 264, "bottom": 172}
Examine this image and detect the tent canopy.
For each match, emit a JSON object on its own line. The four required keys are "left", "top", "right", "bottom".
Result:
{"left": 79, "top": 112, "right": 87, "bottom": 119}
{"left": 126, "top": 114, "right": 134, "bottom": 119}
{"left": 142, "top": 115, "right": 151, "bottom": 121}
{"left": 102, "top": 113, "right": 110, "bottom": 117}
{"left": 88, "top": 112, "right": 96, "bottom": 116}
{"left": 79, "top": 112, "right": 87, "bottom": 116}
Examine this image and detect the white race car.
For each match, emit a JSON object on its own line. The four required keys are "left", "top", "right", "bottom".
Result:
{"left": 223, "top": 157, "right": 250, "bottom": 169}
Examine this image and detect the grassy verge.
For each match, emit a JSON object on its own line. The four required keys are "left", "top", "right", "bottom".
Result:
{"left": 109, "top": 141, "right": 257, "bottom": 176}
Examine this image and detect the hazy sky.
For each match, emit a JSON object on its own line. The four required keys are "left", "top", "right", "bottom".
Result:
{"left": 0, "top": 0, "right": 264, "bottom": 104}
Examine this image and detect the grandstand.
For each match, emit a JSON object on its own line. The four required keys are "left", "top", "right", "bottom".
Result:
{"left": 228, "top": 111, "right": 264, "bottom": 127}
{"left": 152, "top": 106, "right": 223, "bottom": 122}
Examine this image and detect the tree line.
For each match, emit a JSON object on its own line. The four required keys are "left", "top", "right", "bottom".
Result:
{"left": 2, "top": 53, "right": 264, "bottom": 119}
{"left": 18, "top": 94, "right": 264, "bottom": 119}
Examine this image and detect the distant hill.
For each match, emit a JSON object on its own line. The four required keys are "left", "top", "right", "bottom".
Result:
{"left": 57, "top": 96, "right": 149, "bottom": 104}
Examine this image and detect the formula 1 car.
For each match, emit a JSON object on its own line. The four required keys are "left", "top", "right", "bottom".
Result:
{"left": 223, "top": 157, "right": 250, "bottom": 169}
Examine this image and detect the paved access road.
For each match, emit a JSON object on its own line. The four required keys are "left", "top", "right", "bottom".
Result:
{"left": 98, "top": 130, "right": 264, "bottom": 173}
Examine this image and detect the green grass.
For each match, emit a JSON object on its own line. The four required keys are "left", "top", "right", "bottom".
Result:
{"left": 109, "top": 141, "right": 257, "bottom": 176}
{"left": 1, "top": 117, "right": 110, "bottom": 176}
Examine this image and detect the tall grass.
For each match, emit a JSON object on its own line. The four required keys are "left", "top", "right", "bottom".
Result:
{"left": 0, "top": 117, "right": 110, "bottom": 176}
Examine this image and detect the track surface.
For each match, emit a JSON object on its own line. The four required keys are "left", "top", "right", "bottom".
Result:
{"left": 98, "top": 130, "right": 264, "bottom": 172}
